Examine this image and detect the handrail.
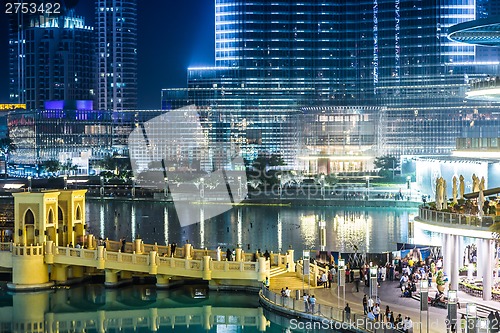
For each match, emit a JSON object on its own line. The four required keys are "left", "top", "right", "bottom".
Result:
{"left": 260, "top": 286, "right": 404, "bottom": 333}
{"left": 418, "top": 206, "right": 494, "bottom": 229}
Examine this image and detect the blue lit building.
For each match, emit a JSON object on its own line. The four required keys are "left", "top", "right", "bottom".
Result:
{"left": 8, "top": 10, "right": 95, "bottom": 110}
{"left": 96, "top": 0, "right": 138, "bottom": 112}
{"left": 163, "top": 0, "right": 500, "bottom": 172}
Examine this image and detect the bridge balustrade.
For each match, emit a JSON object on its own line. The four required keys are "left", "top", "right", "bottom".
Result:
{"left": 418, "top": 206, "right": 493, "bottom": 228}
{"left": 12, "top": 244, "right": 44, "bottom": 256}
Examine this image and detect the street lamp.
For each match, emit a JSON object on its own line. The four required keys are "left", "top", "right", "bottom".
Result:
{"left": 238, "top": 176, "right": 243, "bottom": 200}
{"left": 302, "top": 250, "right": 310, "bottom": 296}
{"left": 100, "top": 176, "right": 104, "bottom": 197}
{"left": 420, "top": 280, "right": 429, "bottom": 333}
{"left": 338, "top": 258, "right": 346, "bottom": 307}
{"left": 318, "top": 220, "right": 326, "bottom": 251}
{"left": 164, "top": 176, "right": 169, "bottom": 199}
{"left": 27, "top": 176, "right": 32, "bottom": 192}
{"left": 131, "top": 176, "right": 136, "bottom": 198}
{"left": 200, "top": 177, "right": 205, "bottom": 199}
{"left": 365, "top": 176, "right": 370, "bottom": 200}
{"left": 277, "top": 174, "right": 282, "bottom": 198}
{"left": 406, "top": 176, "right": 411, "bottom": 200}
{"left": 466, "top": 303, "right": 476, "bottom": 333}
{"left": 63, "top": 175, "right": 67, "bottom": 190}
{"left": 320, "top": 174, "right": 325, "bottom": 199}
{"left": 369, "top": 266, "right": 378, "bottom": 300}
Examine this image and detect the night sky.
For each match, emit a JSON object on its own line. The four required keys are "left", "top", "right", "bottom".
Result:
{"left": 0, "top": 0, "right": 215, "bottom": 108}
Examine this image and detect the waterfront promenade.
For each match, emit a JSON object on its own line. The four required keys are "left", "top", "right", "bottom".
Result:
{"left": 265, "top": 272, "right": 500, "bottom": 333}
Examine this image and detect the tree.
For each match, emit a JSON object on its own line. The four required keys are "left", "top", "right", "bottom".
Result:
{"left": 0, "top": 137, "right": 16, "bottom": 163}
{"left": 61, "top": 159, "right": 78, "bottom": 175}
{"left": 43, "top": 159, "right": 61, "bottom": 175}
{"left": 374, "top": 155, "right": 399, "bottom": 179}
{"left": 97, "top": 155, "right": 133, "bottom": 180}
{"left": 251, "top": 153, "right": 286, "bottom": 186}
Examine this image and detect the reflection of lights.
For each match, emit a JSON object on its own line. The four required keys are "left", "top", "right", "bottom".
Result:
{"left": 164, "top": 206, "right": 168, "bottom": 246}
{"left": 200, "top": 207, "right": 205, "bottom": 248}
{"left": 299, "top": 215, "right": 318, "bottom": 247}
{"left": 131, "top": 205, "right": 136, "bottom": 240}
{"left": 99, "top": 204, "right": 105, "bottom": 239}
{"left": 334, "top": 212, "right": 371, "bottom": 253}
{"left": 277, "top": 211, "right": 282, "bottom": 252}
{"left": 237, "top": 208, "right": 242, "bottom": 247}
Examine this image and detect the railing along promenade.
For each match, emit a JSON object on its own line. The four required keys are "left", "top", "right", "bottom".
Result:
{"left": 0, "top": 239, "right": 297, "bottom": 284}
{"left": 260, "top": 286, "right": 403, "bottom": 333}
{"left": 0, "top": 306, "right": 269, "bottom": 332}
{"left": 417, "top": 206, "right": 495, "bottom": 229}
{"left": 470, "top": 76, "right": 500, "bottom": 91}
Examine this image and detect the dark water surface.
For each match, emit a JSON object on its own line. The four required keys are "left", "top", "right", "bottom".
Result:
{"left": 86, "top": 199, "right": 417, "bottom": 256}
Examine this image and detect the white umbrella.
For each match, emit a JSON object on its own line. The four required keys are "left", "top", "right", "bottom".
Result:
{"left": 478, "top": 189, "right": 485, "bottom": 217}
{"left": 452, "top": 176, "right": 458, "bottom": 204}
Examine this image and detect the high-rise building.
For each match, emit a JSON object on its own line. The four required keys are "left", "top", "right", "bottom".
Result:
{"left": 8, "top": 10, "right": 94, "bottom": 110}
{"left": 96, "top": 0, "right": 138, "bottom": 111}
{"left": 163, "top": 0, "right": 500, "bottom": 171}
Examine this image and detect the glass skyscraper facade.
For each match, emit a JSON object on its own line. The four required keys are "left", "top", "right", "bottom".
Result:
{"left": 96, "top": 0, "right": 138, "bottom": 112}
{"left": 8, "top": 10, "right": 94, "bottom": 110}
{"left": 163, "top": 0, "right": 500, "bottom": 171}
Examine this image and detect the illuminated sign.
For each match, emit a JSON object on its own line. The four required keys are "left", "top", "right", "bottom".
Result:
{"left": 0, "top": 104, "right": 26, "bottom": 110}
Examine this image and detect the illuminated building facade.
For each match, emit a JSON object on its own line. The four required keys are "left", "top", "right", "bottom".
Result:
{"left": 8, "top": 10, "right": 94, "bottom": 110}
{"left": 96, "top": 0, "right": 138, "bottom": 111}
{"left": 163, "top": 0, "right": 500, "bottom": 171}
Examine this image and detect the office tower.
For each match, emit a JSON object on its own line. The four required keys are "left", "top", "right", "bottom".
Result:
{"left": 164, "top": 0, "right": 500, "bottom": 171}
{"left": 96, "top": 0, "right": 138, "bottom": 111}
{"left": 8, "top": 10, "right": 94, "bottom": 110}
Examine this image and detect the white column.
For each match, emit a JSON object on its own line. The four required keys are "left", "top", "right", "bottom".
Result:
{"left": 449, "top": 235, "right": 459, "bottom": 292}
{"left": 443, "top": 234, "right": 451, "bottom": 277}
{"left": 476, "top": 239, "right": 483, "bottom": 283}
{"left": 480, "top": 238, "right": 494, "bottom": 301}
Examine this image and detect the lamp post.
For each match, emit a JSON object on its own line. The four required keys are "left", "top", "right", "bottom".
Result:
{"left": 238, "top": 176, "right": 243, "bottom": 200}
{"left": 365, "top": 176, "right": 370, "bottom": 200}
{"left": 27, "top": 176, "right": 32, "bottom": 192}
{"left": 338, "top": 258, "right": 346, "bottom": 307}
{"left": 319, "top": 220, "right": 326, "bottom": 251}
{"left": 466, "top": 303, "right": 477, "bottom": 333}
{"left": 200, "top": 177, "right": 205, "bottom": 199}
{"left": 131, "top": 176, "right": 136, "bottom": 198}
{"left": 302, "top": 250, "right": 310, "bottom": 296}
{"left": 369, "top": 266, "right": 378, "bottom": 300}
{"left": 407, "top": 176, "right": 411, "bottom": 200}
{"left": 420, "top": 280, "right": 429, "bottom": 333}
{"left": 100, "top": 176, "right": 104, "bottom": 197}
{"left": 277, "top": 174, "right": 282, "bottom": 198}
{"left": 164, "top": 176, "right": 169, "bottom": 199}
{"left": 63, "top": 175, "right": 67, "bottom": 190}
{"left": 320, "top": 174, "right": 325, "bottom": 199}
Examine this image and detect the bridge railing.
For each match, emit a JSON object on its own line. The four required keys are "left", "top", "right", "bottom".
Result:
{"left": 295, "top": 260, "right": 329, "bottom": 287}
{"left": 261, "top": 286, "right": 403, "bottom": 333}
{"left": 12, "top": 244, "right": 44, "bottom": 256}
{"left": 0, "top": 243, "right": 12, "bottom": 252}
{"left": 418, "top": 206, "right": 493, "bottom": 228}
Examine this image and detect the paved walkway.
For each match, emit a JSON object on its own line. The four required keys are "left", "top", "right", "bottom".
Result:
{"left": 272, "top": 274, "right": 500, "bottom": 333}
{"left": 313, "top": 280, "right": 500, "bottom": 333}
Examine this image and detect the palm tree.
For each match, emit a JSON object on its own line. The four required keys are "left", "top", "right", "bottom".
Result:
{"left": 43, "top": 159, "right": 61, "bottom": 176}
{"left": 0, "top": 137, "right": 16, "bottom": 163}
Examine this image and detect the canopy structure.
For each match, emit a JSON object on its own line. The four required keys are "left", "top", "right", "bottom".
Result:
{"left": 463, "top": 187, "right": 500, "bottom": 199}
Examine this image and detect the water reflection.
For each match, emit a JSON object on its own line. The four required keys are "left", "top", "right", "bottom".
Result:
{"left": 0, "top": 284, "right": 286, "bottom": 332}
{"left": 86, "top": 200, "right": 417, "bottom": 256}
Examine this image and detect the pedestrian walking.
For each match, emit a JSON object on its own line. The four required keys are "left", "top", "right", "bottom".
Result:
{"left": 362, "top": 295, "right": 368, "bottom": 315}
{"left": 309, "top": 295, "right": 316, "bottom": 314}
{"left": 344, "top": 303, "right": 351, "bottom": 321}
{"left": 303, "top": 293, "right": 309, "bottom": 313}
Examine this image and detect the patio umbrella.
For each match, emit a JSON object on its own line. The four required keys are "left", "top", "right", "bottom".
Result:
{"left": 452, "top": 176, "right": 458, "bottom": 204}
{"left": 443, "top": 179, "right": 448, "bottom": 209}
{"left": 459, "top": 175, "right": 465, "bottom": 199}
{"left": 478, "top": 189, "right": 485, "bottom": 217}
